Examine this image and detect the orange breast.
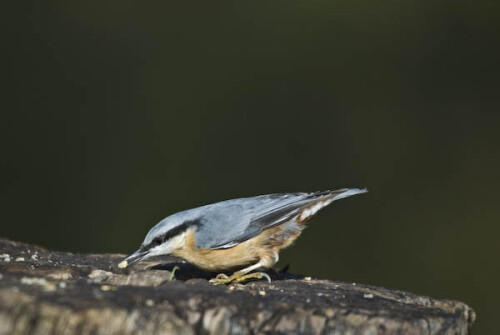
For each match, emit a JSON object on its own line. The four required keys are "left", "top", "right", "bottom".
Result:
{"left": 171, "top": 222, "right": 305, "bottom": 272}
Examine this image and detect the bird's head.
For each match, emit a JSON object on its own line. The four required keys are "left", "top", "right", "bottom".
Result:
{"left": 118, "top": 214, "right": 199, "bottom": 269}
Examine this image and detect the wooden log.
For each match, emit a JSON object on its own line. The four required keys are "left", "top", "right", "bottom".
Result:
{"left": 0, "top": 238, "right": 475, "bottom": 334}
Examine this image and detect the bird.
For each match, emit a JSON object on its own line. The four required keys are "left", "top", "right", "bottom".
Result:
{"left": 118, "top": 188, "right": 367, "bottom": 284}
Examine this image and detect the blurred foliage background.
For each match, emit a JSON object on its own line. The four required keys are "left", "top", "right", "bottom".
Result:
{"left": 2, "top": 1, "right": 499, "bottom": 333}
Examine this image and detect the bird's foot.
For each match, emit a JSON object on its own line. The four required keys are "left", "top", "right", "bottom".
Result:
{"left": 209, "top": 271, "right": 271, "bottom": 285}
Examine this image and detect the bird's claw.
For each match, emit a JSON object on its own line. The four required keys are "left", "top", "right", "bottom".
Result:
{"left": 209, "top": 272, "right": 271, "bottom": 285}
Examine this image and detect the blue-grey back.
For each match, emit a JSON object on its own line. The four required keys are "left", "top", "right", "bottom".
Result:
{"left": 192, "top": 192, "right": 308, "bottom": 249}
{"left": 143, "top": 189, "right": 366, "bottom": 250}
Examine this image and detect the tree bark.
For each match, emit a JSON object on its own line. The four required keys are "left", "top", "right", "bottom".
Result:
{"left": 0, "top": 238, "right": 475, "bottom": 335}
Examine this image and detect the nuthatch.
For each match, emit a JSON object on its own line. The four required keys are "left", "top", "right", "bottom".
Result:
{"left": 119, "top": 188, "right": 367, "bottom": 284}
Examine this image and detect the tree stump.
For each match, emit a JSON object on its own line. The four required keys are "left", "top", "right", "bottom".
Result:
{"left": 0, "top": 238, "right": 475, "bottom": 334}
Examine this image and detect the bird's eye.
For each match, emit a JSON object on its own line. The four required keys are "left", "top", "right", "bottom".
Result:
{"left": 153, "top": 237, "right": 162, "bottom": 246}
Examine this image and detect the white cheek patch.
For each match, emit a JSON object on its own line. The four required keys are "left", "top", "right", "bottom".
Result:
{"left": 150, "top": 232, "right": 187, "bottom": 256}
{"left": 166, "top": 232, "right": 187, "bottom": 251}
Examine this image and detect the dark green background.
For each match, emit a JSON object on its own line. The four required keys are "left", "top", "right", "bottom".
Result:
{"left": 2, "top": 2, "right": 499, "bottom": 333}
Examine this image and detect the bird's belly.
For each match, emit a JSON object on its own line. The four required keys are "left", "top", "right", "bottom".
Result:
{"left": 172, "top": 230, "right": 263, "bottom": 272}
{"left": 172, "top": 221, "right": 305, "bottom": 272}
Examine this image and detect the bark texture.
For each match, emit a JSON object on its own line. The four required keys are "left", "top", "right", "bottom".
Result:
{"left": 0, "top": 238, "right": 475, "bottom": 335}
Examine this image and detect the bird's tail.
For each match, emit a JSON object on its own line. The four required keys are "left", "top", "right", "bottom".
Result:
{"left": 297, "top": 188, "right": 368, "bottom": 223}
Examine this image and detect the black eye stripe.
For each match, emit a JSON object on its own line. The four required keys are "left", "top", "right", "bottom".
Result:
{"left": 143, "top": 219, "right": 201, "bottom": 251}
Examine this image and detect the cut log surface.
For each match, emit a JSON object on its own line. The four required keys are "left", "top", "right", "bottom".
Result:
{"left": 0, "top": 238, "right": 475, "bottom": 335}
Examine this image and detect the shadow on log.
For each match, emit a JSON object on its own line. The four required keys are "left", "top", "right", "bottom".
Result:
{"left": 0, "top": 238, "right": 475, "bottom": 334}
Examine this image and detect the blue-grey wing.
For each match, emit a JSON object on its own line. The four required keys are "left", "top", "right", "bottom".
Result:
{"left": 194, "top": 189, "right": 366, "bottom": 249}
{"left": 193, "top": 192, "right": 305, "bottom": 249}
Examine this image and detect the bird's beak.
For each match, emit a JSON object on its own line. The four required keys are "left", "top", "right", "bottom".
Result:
{"left": 118, "top": 249, "right": 150, "bottom": 269}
